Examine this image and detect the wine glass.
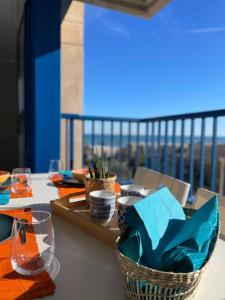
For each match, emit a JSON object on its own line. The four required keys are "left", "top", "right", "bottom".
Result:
{"left": 11, "top": 210, "right": 54, "bottom": 276}
{"left": 11, "top": 168, "right": 31, "bottom": 194}
{"left": 48, "top": 159, "right": 61, "bottom": 180}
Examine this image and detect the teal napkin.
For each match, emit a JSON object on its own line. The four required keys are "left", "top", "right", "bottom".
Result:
{"left": 118, "top": 188, "right": 219, "bottom": 273}
{"left": 124, "top": 187, "right": 186, "bottom": 268}
{"left": 118, "top": 230, "right": 143, "bottom": 264}
{"left": 160, "top": 196, "right": 218, "bottom": 272}
{"left": 59, "top": 170, "right": 73, "bottom": 179}
{"left": 0, "top": 190, "right": 10, "bottom": 205}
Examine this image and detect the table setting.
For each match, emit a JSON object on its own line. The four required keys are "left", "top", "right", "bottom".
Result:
{"left": 0, "top": 159, "right": 225, "bottom": 300}
{"left": 0, "top": 168, "right": 58, "bottom": 300}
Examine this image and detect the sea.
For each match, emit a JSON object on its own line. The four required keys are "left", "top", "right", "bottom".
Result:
{"left": 84, "top": 134, "right": 225, "bottom": 147}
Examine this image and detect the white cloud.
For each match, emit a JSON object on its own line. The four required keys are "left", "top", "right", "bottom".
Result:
{"left": 85, "top": 5, "right": 109, "bottom": 24}
{"left": 86, "top": 5, "right": 130, "bottom": 38}
{"left": 101, "top": 19, "right": 131, "bottom": 38}
{"left": 186, "top": 27, "right": 225, "bottom": 34}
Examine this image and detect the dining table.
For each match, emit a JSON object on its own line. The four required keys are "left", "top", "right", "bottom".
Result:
{"left": 1, "top": 173, "right": 225, "bottom": 300}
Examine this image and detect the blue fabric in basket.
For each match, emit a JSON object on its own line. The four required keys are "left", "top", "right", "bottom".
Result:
{"left": 120, "top": 187, "right": 186, "bottom": 269}
{"left": 0, "top": 190, "right": 10, "bottom": 205}
{"left": 118, "top": 230, "right": 143, "bottom": 264}
{"left": 118, "top": 187, "right": 219, "bottom": 273}
{"left": 160, "top": 196, "right": 218, "bottom": 272}
{"left": 60, "top": 170, "right": 73, "bottom": 179}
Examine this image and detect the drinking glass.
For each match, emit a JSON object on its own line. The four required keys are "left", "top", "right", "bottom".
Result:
{"left": 11, "top": 168, "right": 31, "bottom": 194}
{"left": 49, "top": 159, "right": 61, "bottom": 180}
{"left": 11, "top": 211, "right": 54, "bottom": 276}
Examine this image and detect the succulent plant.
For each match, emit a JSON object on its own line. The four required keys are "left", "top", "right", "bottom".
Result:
{"left": 88, "top": 158, "right": 111, "bottom": 179}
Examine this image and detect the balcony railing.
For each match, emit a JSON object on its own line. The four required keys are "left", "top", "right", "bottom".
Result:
{"left": 61, "top": 109, "right": 225, "bottom": 195}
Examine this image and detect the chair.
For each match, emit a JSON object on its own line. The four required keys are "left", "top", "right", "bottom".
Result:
{"left": 192, "top": 188, "right": 225, "bottom": 240}
{"left": 159, "top": 175, "right": 190, "bottom": 207}
{"left": 133, "top": 167, "right": 148, "bottom": 187}
{"left": 159, "top": 175, "right": 174, "bottom": 189}
{"left": 133, "top": 167, "right": 161, "bottom": 190}
{"left": 133, "top": 167, "right": 190, "bottom": 206}
{"left": 170, "top": 179, "right": 190, "bottom": 207}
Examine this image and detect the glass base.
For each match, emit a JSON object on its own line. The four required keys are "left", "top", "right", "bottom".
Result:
{"left": 11, "top": 257, "right": 52, "bottom": 276}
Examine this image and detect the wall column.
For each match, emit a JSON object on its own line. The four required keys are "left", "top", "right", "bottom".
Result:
{"left": 61, "top": 1, "right": 84, "bottom": 169}
{"left": 24, "top": 0, "right": 61, "bottom": 172}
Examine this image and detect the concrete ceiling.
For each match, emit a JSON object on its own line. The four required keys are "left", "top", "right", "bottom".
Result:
{"left": 77, "top": 0, "right": 171, "bottom": 18}
{"left": 0, "top": 0, "right": 25, "bottom": 62}
{"left": 0, "top": 0, "right": 170, "bottom": 63}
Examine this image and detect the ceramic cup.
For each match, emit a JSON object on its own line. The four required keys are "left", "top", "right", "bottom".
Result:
{"left": 140, "top": 189, "right": 156, "bottom": 198}
{"left": 117, "top": 196, "right": 141, "bottom": 232}
{"left": 89, "top": 190, "right": 116, "bottom": 223}
{"left": 120, "top": 184, "right": 144, "bottom": 197}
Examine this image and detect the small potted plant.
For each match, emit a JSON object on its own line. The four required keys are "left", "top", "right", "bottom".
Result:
{"left": 85, "top": 159, "right": 117, "bottom": 201}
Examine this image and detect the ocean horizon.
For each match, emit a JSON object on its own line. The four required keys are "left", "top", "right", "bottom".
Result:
{"left": 84, "top": 134, "right": 225, "bottom": 147}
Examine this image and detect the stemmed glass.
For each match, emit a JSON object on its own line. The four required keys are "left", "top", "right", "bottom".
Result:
{"left": 11, "top": 211, "right": 54, "bottom": 276}
{"left": 11, "top": 168, "right": 32, "bottom": 194}
{"left": 48, "top": 160, "right": 61, "bottom": 180}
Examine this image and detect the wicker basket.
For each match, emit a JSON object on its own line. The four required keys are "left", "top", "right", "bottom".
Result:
{"left": 116, "top": 208, "right": 219, "bottom": 300}
{"left": 84, "top": 173, "right": 117, "bottom": 202}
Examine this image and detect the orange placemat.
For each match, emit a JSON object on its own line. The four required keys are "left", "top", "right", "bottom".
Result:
{"left": 0, "top": 209, "right": 56, "bottom": 300}
{"left": 8, "top": 176, "right": 33, "bottom": 198}
{"left": 6, "top": 187, "right": 33, "bottom": 199}
{"left": 10, "top": 190, "right": 33, "bottom": 199}
{"left": 52, "top": 175, "right": 121, "bottom": 199}
{"left": 52, "top": 175, "right": 86, "bottom": 199}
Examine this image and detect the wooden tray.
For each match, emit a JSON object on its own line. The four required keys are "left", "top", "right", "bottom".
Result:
{"left": 51, "top": 195, "right": 120, "bottom": 248}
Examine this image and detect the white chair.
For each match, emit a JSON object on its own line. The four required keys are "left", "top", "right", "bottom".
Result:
{"left": 133, "top": 167, "right": 190, "bottom": 206}
{"left": 159, "top": 174, "right": 174, "bottom": 189}
{"left": 133, "top": 167, "right": 148, "bottom": 187}
{"left": 133, "top": 167, "right": 161, "bottom": 190}
{"left": 159, "top": 175, "right": 190, "bottom": 207}
{"left": 192, "top": 188, "right": 225, "bottom": 240}
{"left": 170, "top": 179, "right": 190, "bottom": 207}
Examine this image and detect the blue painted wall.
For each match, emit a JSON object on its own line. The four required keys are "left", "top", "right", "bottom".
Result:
{"left": 24, "top": 0, "right": 61, "bottom": 172}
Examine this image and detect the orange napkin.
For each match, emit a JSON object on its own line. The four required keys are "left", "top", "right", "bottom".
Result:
{"left": 52, "top": 174, "right": 120, "bottom": 199}
{"left": 0, "top": 209, "right": 56, "bottom": 300}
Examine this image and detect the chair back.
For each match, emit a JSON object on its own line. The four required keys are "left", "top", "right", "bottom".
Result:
{"left": 170, "top": 179, "right": 190, "bottom": 207}
{"left": 159, "top": 175, "right": 174, "bottom": 189}
{"left": 193, "top": 188, "right": 225, "bottom": 240}
{"left": 133, "top": 167, "right": 190, "bottom": 206}
{"left": 134, "top": 167, "right": 161, "bottom": 190}
{"left": 133, "top": 167, "right": 148, "bottom": 187}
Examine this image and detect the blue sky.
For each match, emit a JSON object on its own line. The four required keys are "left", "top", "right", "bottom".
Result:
{"left": 84, "top": 0, "right": 225, "bottom": 121}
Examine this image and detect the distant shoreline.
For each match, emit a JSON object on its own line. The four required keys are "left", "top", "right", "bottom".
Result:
{"left": 84, "top": 134, "right": 225, "bottom": 147}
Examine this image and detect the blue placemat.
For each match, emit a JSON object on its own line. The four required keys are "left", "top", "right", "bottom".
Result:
{"left": 0, "top": 190, "right": 10, "bottom": 205}
{"left": 59, "top": 170, "right": 73, "bottom": 179}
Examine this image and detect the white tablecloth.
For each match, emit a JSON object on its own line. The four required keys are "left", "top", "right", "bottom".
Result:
{"left": 0, "top": 174, "right": 59, "bottom": 209}
{"left": 2, "top": 174, "right": 225, "bottom": 300}
{"left": 49, "top": 215, "right": 225, "bottom": 300}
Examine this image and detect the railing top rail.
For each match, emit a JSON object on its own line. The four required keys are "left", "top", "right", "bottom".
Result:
{"left": 61, "top": 113, "right": 140, "bottom": 122}
{"left": 140, "top": 109, "right": 225, "bottom": 122}
{"left": 61, "top": 109, "right": 225, "bottom": 123}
